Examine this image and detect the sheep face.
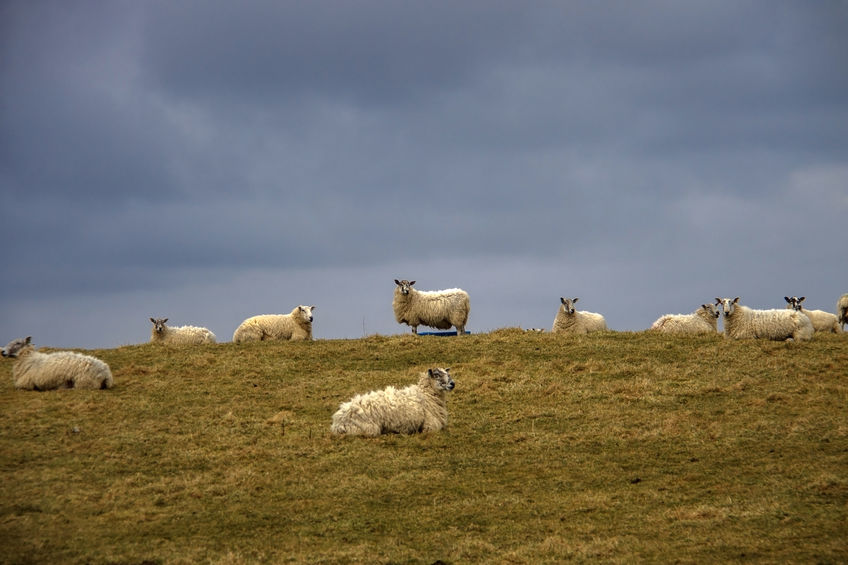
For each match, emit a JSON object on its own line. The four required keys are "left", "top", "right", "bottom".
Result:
{"left": 428, "top": 367, "right": 455, "bottom": 391}
{"left": 2, "top": 336, "right": 32, "bottom": 358}
{"left": 297, "top": 306, "right": 316, "bottom": 323}
{"left": 559, "top": 297, "right": 579, "bottom": 314}
{"left": 784, "top": 296, "right": 806, "bottom": 311}
{"left": 149, "top": 318, "right": 169, "bottom": 336}
{"left": 716, "top": 297, "right": 740, "bottom": 319}
{"left": 394, "top": 279, "right": 416, "bottom": 295}
{"left": 701, "top": 304, "right": 720, "bottom": 319}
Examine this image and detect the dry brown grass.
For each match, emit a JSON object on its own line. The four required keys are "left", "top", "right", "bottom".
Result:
{"left": 1, "top": 330, "right": 846, "bottom": 563}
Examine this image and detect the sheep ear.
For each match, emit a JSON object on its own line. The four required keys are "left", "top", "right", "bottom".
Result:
{"left": 428, "top": 369, "right": 434, "bottom": 377}
{"left": 733, "top": 297, "right": 740, "bottom": 304}
{"left": 163, "top": 318, "right": 168, "bottom": 323}
{"left": 25, "top": 336, "right": 32, "bottom": 344}
{"left": 784, "top": 297, "right": 791, "bottom": 303}
{"left": 150, "top": 317, "right": 156, "bottom": 323}
{"left": 560, "top": 297, "right": 566, "bottom": 305}
{"left": 798, "top": 296, "right": 805, "bottom": 303}
{"left": 395, "top": 279, "right": 401, "bottom": 285}
{"left": 311, "top": 305, "right": 316, "bottom": 310}
{"left": 409, "top": 281, "right": 416, "bottom": 286}
{"left": 715, "top": 298, "right": 722, "bottom": 304}
{"left": 573, "top": 297, "right": 579, "bottom": 304}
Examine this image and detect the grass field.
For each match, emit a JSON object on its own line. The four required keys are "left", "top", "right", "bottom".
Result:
{"left": 1, "top": 330, "right": 846, "bottom": 564}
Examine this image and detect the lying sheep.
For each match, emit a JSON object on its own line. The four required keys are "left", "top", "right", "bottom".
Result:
{"left": 149, "top": 318, "right": 217, "bottom": 345}
{"left": 2, "top": 336, "right": 113, "bottom": 390}
{"left": 836, "top": 293, "right": 848, "bottom": 330}
{"left": 232, "top": 305, "right": 315, "bottom": 343}
{"left": 393, "top": 280, "right": 470, "bottom": 335}
{"left": 650, "top": 303, "right": 720, "bottom": 335}
{"left": 331, "top": 368, "right": 455, "bottom": 436}
{"left": 784, "top": 296, "right": 842, "bottom": 334}
{"left": 717, "top": 297, "right": 813, "bottom": 341}
{"left": 551, "top": 297, "right": 607, "bottom": 334}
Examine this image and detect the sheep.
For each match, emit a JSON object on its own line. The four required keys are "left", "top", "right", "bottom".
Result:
{"left": 149, "top": 318, "right": 217, "bottom": 345}
{"left": 784, "top": 296, "right": 842, "bottom": 334}
{"left": 2, "top": 336, "right": 113, "bottom": 390}
{"left": 551, "top": 297, "right": 607, "bottom": 334}
{"left": 393, "top": 280, "right": 470, "bottom": 336}
{"left": 232, "top": 305, "right": 315, "bottom": 343}
{"left": 331, "top": 367, "right": 455, "bottom": 436}
{"left": 650, "top": 303, "right": 720, "bottom": 335}
{"left": 837, "top": 293, "right": 848, "bottom": 330}
{"left": 716, "top": 297, "right": 813, "bottom": 341}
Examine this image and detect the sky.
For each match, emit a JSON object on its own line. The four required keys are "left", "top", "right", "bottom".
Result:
{"left": 1, "top": 1, "right": 846, "bottom": 349}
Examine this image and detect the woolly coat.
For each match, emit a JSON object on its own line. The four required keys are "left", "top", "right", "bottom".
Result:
{"left": 393, "top": 284, "right": 470, "bottom": 334}
{"left": 838, "top": 294, "right": 848, "bottom": 329}
{"left": 785, "top": 305, "right": 841, "bottom": 334}
{"left": 551, "top": 299, "right": 607, "bottom": 334}
{"left": 650, "top": 304, "right": 719, "bottom": 334}
{"left": 719, "top": 298, "right": 813, "bottom": 341}
{"left": 331, "top": 370, "right": 453, "bottom": 436}
{"left": 7, "top": 343, "right": 113, "bottom": 390}
{"left": 232, "top": 306, "right": 314, "bottom": 343}
{"left": 150, "top": 320, "right": 217, "bottom": 345}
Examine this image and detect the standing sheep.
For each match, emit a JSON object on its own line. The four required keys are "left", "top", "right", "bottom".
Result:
{"left": 149, "top": 318, "right": 217, "bottom": 345}
{"left": 331, "top": 368, "right": 455, "bottom": 436}
{"left": 650, "top": 303, "right": 720, "bottom": 335}
{"left": 393, "top": 280, "right": 470, "bottom": 335}
{"left": 716, "top": 297, "right": 813, "bottom": 341}
{"left": 232, "top": 305, "right": 316, "bottom": 343}
{"left": 2, "top": 337, "right": 113, "bottom": 390}
{"left": 837, "top": 293, "right": 848, "bottom": 330}
{"left": 784, "top": 297, "right": 842, "bottom": 334}
{"left": 551, "top": 297, "right": 607, "bottom": 334}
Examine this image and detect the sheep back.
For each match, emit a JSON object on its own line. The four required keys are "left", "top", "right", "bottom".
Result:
{"left": 150, "top": 318, "right": 217, "bottom": 345}
{"left": 4, "top": 339, "right": 113, "bottom": 391}
{"left": 233, "top": 305, "right": 315, "bottom": 343}
{"left": 783, "top": 298, "right": 841, "bottom": 334}
{"left": 551, "top": 298, "right": 607, "bottom": 334}
{"left": 719, "top": 298, "right": 813, "bottom": 341}
{"left": 393, "top": 280, "right": 470, "bottom": 334}
{"left": 331, "top": 368, "right": 454, "bottom": 436}
{"left": 650, "top": 304, "right": 719, "bottom": 334}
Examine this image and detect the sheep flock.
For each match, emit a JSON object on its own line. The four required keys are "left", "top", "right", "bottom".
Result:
{"left": 3, "top": 280, "right": 845, "bottom": 405}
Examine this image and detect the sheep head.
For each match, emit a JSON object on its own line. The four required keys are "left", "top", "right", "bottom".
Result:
{"left": 2, "top": 336, "right": 32, "bottom": 358}
{"left": 427, "top": 367, "right": 455, "bottom": 391}
{"left": 394, "top": 279, "right": 416, "bottom": 295}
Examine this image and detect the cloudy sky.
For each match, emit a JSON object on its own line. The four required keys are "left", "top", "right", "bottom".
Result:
{"left": 1, "top": 1, "right": 846, "bottom": 348}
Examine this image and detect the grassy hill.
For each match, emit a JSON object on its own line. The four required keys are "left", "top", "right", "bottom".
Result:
{"left": 1, "top": 330, "right": 846, "bottom": 564}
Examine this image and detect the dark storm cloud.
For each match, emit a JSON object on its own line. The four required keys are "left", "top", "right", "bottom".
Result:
{"left": 1, "top": 1, "right": 846, "bottom": 347}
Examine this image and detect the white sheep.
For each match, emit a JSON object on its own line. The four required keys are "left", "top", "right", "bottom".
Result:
{"left": 2, "top": 336, "right": 113, "bottom": 391}
{"left": 650, "top": 303, "right": 720, "bottom": 335}
{"left": 232, "top": 305, "right": 315, "bottom": 343}
{"left": 716, "top": 297, "right": 813, "bottom": 341}
{"left": 837, "top": 293, "right": 848, "bottom": 330}
{"left": 551, "top": 297, "right": 607, "bottom": 334}
{"left": 393, "top": 280, "right": 470, "bottom": 335}
{"left": 784, "top": 296, "right": 842, "bottom": 334}
{"left": 149, "top": 318, "right": 217, "bottom": 345}
{"left": 331, "top": 367, "right": 455, "bottom": 436}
